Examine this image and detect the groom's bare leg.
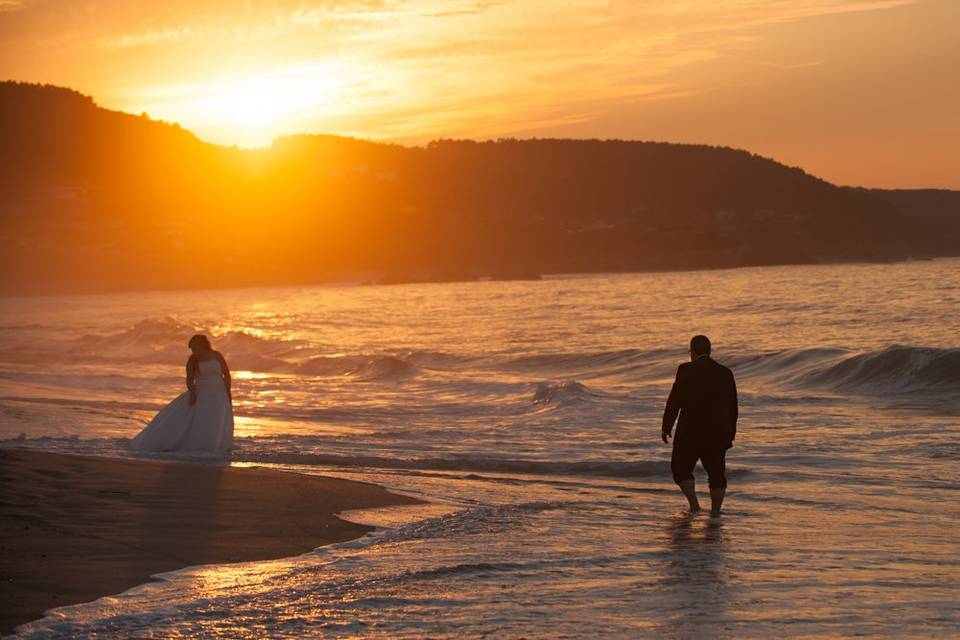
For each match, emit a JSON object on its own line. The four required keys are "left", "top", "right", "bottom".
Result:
{"left": 710, "top": 487, "right": 725, "bottom": 516}
{"left": 679, "top": 479, "right": 701, "bottom": 512}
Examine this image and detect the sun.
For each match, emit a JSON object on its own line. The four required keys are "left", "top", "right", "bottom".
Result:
{"left": 223, "top": 79, "right": 284, "bottom": 127}
{"left": 135, "top": 61, "right": 347, "bottom": 146}
{"left": 217, "top": 64, "right": 343, "bottom": 132}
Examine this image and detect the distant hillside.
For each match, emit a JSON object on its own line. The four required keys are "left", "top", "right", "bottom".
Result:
{"left": 1, "top": 81, "right": 958, "bottom": 294}
{"left": 856, "top": 188, "right": 960, "bottom": 256}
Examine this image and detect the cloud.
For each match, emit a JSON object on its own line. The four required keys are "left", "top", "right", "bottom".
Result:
{"left": 100, "top": 26, "right": 196, "bottom": 49}
{"left": 3, "top": 0, "right": 924, "bottom": 150}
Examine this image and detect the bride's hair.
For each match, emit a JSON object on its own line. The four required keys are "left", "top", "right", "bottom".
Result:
{"left": 188, "top": 334, "right": 212, "bottom": 351}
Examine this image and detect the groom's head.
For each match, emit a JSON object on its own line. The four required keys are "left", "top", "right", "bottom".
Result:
{"left": 689, "top": 335, "right": 711, "bottom": 360}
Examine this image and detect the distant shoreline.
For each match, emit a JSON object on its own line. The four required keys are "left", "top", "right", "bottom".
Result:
{"left": 0, "top": 449, "right": 421, "bottom": 635}
{"left": 0, "top": 255, "right": 953, "bottom": 299}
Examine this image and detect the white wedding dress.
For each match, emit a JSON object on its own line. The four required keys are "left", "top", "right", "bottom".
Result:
{"left": 131, "top": 359, "right": 234, "bottom": 453}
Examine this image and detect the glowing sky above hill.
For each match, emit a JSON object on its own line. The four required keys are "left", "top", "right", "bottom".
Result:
{"left": 1, "top": 0, "right": 957, "bottom": 188}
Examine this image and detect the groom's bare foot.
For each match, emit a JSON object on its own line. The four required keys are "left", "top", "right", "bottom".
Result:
{"left": 710, "top": 509, "right": 721, "bottom": 517}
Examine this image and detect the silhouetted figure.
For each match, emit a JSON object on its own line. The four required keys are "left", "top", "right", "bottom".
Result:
{"left": 131, "top": 334, "right": 234, "bottom": 453}
{"left": 661, "top": 335, "right": 738, "bottom": 515}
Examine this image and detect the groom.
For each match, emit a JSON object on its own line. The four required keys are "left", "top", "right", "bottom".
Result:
{"left": 660, "top": 335, "right": 738, "bottom": 515}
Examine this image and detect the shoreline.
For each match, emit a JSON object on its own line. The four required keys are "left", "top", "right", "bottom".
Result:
{"left": 0, "top": 449, "right": 422, "bottom": 635}
{"left": 1, "top": 255, "right": 955, "bottom": 298}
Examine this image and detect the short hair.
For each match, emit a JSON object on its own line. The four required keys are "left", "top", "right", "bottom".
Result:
{"left": 690, "top": 335, "right": 711, "bottom": 355}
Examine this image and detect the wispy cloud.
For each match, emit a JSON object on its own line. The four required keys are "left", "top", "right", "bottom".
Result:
{"left": 2, "top": 0, "right": 923, "bottom": 148}
{"left": 0, "top": 0, "right": 28, "bottom": 12}
{"left": 100, "top": 26, "right": 196, "bottom": 49}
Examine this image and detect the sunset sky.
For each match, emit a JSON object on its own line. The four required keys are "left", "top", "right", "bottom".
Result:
{"left": 1, "top": 0, "right": 957, "bottom": 188}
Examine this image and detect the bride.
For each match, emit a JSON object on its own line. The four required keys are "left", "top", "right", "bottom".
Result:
{"left": 131, "top": 334, "right": 234, "bottom": 453}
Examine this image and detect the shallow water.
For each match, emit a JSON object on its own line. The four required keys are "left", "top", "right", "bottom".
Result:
{"left": 1, "top": 260, "right": 959, "bottom": 638}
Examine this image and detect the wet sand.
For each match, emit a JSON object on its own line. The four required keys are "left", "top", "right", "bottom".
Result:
{"left": 0, "top": 449, "right": 421, "bottom": 634}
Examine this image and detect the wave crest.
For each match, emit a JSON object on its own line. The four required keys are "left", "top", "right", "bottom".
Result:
{"left": 798, "top": 346, "right": 960, "bottom": 393}
{"left": 295, "top": 354, "right": 416, "bottom": 379}
{"left": 732, "top": 345, "right": 960, "bottom": 396}
{"left": 532, "top": 381, "right": 593, "bottom": 405}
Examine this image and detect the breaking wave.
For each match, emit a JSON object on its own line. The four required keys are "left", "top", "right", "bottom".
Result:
{"left": 797, "top": 346, "right": 960, "bottom": 393}
{"left": 4, "top": 316, "right": 957, "bottom": 400}
{"left": 531, "top": 380, "right": 596, "bottom": 405}
{"left": 296, "top": 355, "right": 416, "bottom": 379}
{"left": 733, "top": 345, "right": 960, "bottom": 396}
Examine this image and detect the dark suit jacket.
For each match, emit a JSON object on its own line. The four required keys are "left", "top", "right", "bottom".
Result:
{"left": 662, "top": 356, "right": 738, "bottom": 449}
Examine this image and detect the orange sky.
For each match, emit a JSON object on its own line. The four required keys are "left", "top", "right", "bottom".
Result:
{"left": 1, "top": 0, "right": 957, "bottom": 188}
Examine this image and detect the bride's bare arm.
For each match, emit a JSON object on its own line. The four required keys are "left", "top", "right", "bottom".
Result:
{"left": 216, "top": 352, "right": 232, "bottom": 402}
{"left": 186, "top": 355, "right": 198, "bottom": 406}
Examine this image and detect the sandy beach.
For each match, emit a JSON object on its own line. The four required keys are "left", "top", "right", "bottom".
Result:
{"left": 0, "top": 449, "right": 421, "bottom": 634}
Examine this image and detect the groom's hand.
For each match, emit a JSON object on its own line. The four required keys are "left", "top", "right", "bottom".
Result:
{"left": 661, "top": 430, "right": 671, "bottom": 444}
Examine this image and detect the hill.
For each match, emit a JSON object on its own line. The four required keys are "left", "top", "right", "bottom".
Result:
{"left": 1, "top": 81, "right": 957, "bottom": 294}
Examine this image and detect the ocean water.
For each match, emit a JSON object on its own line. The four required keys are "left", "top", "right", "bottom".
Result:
{"left": 1, "top": 260, "right": 959, "bottom": 638}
